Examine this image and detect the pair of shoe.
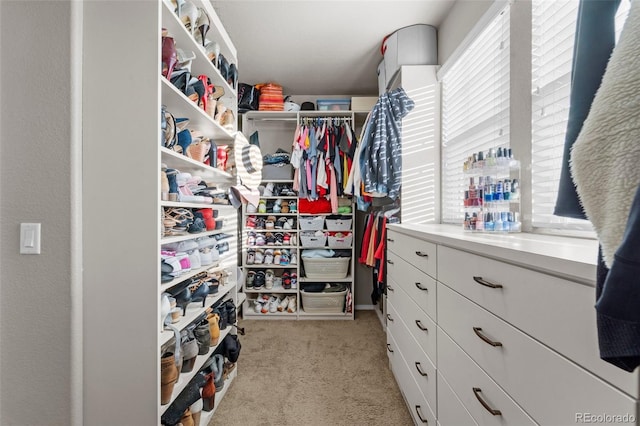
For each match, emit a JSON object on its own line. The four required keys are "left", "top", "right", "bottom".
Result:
{"left": 278, "top": 295, "right": 297, "bottom": 313}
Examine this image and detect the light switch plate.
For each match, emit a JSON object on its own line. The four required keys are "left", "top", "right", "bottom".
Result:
{"left": 20, "top": 223, "right": 41, "bottom": 254}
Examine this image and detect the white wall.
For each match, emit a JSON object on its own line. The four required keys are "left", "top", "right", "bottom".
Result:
{"left": 0, "top": 1, "right": 75, "bottom": 424}
{"left": 438, "top": 0, "right": 494, "bottom": 65}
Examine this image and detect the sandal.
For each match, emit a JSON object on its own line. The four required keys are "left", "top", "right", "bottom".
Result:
{"left": 164, "top": 208, "right": 194, "bottom": 233}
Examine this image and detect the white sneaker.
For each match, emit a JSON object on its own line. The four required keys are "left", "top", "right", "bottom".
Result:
{"left": 287, "top": 295, "right": 297, "bottom": 313}
{"left": 269, "top": 296, "right": 280, "bottom": 313}
{"left": 253, "top": 299, "right": 263, "bottom": 314}
{"left": 290, "top": 250, "right": 298, "bottom": 265}
{"left": 263, "top": 182, "right": 274, "bottom": 197}
{"left": 265, "top": 269, "right": 274, "bottom": 289}
{"left": 277, "top": 296, "right": 289, "bottom": 312}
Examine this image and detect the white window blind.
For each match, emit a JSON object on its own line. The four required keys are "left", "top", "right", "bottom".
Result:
{"left": 531, "top": 0, "right": 630, "bottom": 230}
{"left": 441, "top": 6, "right": 510, "bottom": 224}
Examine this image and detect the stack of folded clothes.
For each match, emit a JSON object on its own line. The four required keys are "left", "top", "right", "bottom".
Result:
{"left": 257, "top": 82, "right": 284, "bottom": 111}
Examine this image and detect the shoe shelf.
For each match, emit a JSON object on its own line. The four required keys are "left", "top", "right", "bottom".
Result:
{"left": 246, "top": 245, "right": 298, "bottom": 250}
{"left": 160, "top": 281, "right": 237, "bottom": 347}
{"left": 161, "top": 264, "right": 217, "bottom": 293}
{"left": 161, "top": 228, "right": 235, "bottom": 245}
{"left": 159, "top": 325, "right": 233, "bottom": 418}
{"left": 243, "top": 264, "right": 298, "bottom": 269}
{"left": 246, "top": 213, "right": 298, "bottom": 217}
{"left": 244, "top": 286, "right": 298, "bottom": 294}
{"left": 161, "top": 78, "right": 236, "bottom": 141}
{"left": 161, "top": 201, "right": 235, "bottom": 210}
{"left": 160, "top": 250, "right": 235, "bottom": 293}
{"left": 161, "top": 146, "right": 233, "bottom": 180}
{"left": 160, "top": 2, "right": 237, "bottom": 107}
{"left": 200, "top": 367, "right": 238, "bottom": 423}
{"left": 244, "top": 229, "right": 299, "bottom": 233}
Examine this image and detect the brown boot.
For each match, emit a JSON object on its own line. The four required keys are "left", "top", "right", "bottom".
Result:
{"left": 202, "top": 372, "right": 216, "bottom": 412}
{"left": 161, "top": 352, "right": 179, "bottom": 405}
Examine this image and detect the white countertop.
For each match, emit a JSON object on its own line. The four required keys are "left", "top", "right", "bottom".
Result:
{"left": 387, "top": 224, "right": 599, "bottom": 285}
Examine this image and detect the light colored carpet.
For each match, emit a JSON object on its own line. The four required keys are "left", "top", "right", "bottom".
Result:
{"left": 209, "top": 310, "right": 413, "bottom": 426}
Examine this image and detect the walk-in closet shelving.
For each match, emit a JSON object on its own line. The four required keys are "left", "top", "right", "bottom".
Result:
{"left": 82, "top": 0, "right": 241, "bottom": 422}
{"left": 158, "top": 0, "right": 241, "bottom": 418}
{"left": 240, "top": 111, "right": 360, "bottom": 320}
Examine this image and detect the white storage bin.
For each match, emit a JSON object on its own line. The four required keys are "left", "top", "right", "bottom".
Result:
{"left": 383, "top": 24, "right": 437, "bottom": 86}
{"left": 299, "top": 216, "right": 324, "bottom": 231}
{"left": 325, "top": 218, "right": 352, "bottom": 231}
{"left": 301, "top": 289, "right": 347, "bottom": 313}
{"left": 303, "top": 257, "right": 350, "bottom": 279}
{"left": 300, "top": 231, "right": 327, "bottom": 247}
{"left": 327, "top": 232, "right": 353, "bottom": 248}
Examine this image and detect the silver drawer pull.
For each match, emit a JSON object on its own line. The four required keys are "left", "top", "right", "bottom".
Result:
{"left": 473, "top": 387, "right": 502, "bottom": 416}
{"left": 415, "top": 320, "right": 428, "bottom": 332}
{"left": 386, "top": 314, "right": 394, "bottom": 322}
{"left": 386, "top": 343, "right": 394, "bottom": 353}
{"left": 415, "top": 405, "right": 429, "bottom": 423}
{"left": 473, "top": 276, "right": 503, "bottom": 289}
{"left": 415, "top": 251, "right": 429, "bottom": 258}
{"left": 387, "top": 259, "right": 394, "bottom": 265}
{"left": 387, "top": 238, "right": 394, "bottom": 242}
{"left": 415, "top": 362, "right": 428, "bottom": 377}
{"left": 415, "top": 282, "right": 428, "bottom": 292}
{"left": 473, "top": 327, "right": 503, "bottom": 347}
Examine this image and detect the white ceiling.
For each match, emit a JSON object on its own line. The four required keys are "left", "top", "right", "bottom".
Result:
{"left": 212, "top": 0, "right": 455, "bottom": 96}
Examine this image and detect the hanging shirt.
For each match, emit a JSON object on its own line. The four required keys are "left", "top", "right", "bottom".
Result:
{"left": 361, "top": 87, "right": 415, "bottom": 200}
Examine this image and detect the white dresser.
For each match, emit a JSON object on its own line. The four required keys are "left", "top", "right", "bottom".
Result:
{"left": 385, "top": 224, "right": 639, "bottom": 426}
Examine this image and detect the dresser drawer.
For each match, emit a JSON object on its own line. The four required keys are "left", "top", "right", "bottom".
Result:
{"left": 387, "top": 251, "right": 436, "bottom": 320}
{"left": 437, "top": 327, "right": 537, "bottom": 426}
{"left": 437, "top": 372, "right": 478, "bottom": 426}
{"left": 387, "top": 229, "right": 437, "bottom": 279}
{"left": 387, "top": 333, "right": 437, "bottom": 425}
{"left": 437, "top": 245, "right": 638, "bottom": 397}
{"left": 387, "top": 302, "right": 437, "bottom": 411}
{"left": 438, "top": 283, "right": 638, "bottom": 425}
{"left": 387, "top": 279, "right": 437, "bottom": 364}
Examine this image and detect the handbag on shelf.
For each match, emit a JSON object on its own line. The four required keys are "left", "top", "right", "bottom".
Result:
{"left": 237, "top": 83, "right": 260, "bottom": 113}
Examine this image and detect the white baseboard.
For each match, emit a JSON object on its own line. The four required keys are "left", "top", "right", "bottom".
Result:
{"left": 355, "top": 304, "right": 376, "bottom": 310}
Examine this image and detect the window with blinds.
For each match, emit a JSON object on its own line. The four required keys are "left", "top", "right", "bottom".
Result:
{"left": 441, "top": 6, "right": 510, "bottom": 224}
{"left": 530, "top": 0, "right": 630, "bottom": 230}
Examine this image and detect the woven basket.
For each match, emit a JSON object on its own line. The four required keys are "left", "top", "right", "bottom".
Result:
{"left": 302, "top": 257, "right": 350, "bottom": 279}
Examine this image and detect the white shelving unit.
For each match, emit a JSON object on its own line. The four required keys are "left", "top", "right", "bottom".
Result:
{"left": 158, "top": 1, "right": 242, "bottom": 423}
{"left": 239, "top": 111, "right": 358, "bottom": 320}
{"left": 82, "top": 1, "right": 241, "bottom": 423}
